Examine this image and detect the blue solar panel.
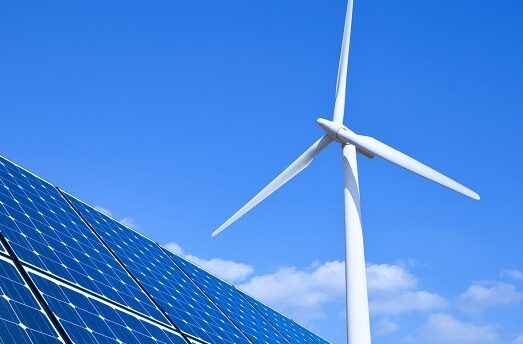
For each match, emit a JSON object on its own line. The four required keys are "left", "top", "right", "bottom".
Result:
{"left": 0, "top": 238, "right": 5, "bottom": 254}
{"left": 29, "top": 270, "right": 187, "bottom": 344}
{"left": 165, "top": 251, "right": 290, "bottom": 344}
{"left": 0, "top": 157, "right": 167, "bottom": 323}
{"left": 0, "top": 255, "right": 63, "bottom": 344}
{"left": 65, "top": 194, "right": 250, "bottom": 344}
{"left": 240, "top": 291, "right": 329, "bottom": 344}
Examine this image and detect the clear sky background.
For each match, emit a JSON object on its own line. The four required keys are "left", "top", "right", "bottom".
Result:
{"left": 1, "top": 1, "right": 522, "bottom": 343}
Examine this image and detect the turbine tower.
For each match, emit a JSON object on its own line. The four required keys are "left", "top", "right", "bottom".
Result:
{"left": 211, "top": 1, "right": 479, "bottom": 342}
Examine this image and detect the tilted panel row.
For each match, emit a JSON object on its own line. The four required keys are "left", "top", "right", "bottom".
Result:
{"left": 0, "top": 156, "right": 168, "bottom": 324}
{"left": 65, "top": 194, "right": 250, "bottom": 344}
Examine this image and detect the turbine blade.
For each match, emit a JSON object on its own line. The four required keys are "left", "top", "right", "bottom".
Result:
{"left": 339, "top": 130, "right": 480, "bottom": 200}
{"left": 212, "top": 135, "right": 333, "bottom": 237}
{"left": 332, "top": 0, "right": 354, "bottom": 124}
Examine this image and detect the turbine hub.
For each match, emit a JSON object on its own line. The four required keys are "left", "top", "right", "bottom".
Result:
{"left": 317, "top": 118, "right": 349, "bottom": 143}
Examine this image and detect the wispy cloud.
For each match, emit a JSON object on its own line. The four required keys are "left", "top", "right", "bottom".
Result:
{"left": 120, "top": 217, "right": 139, "bottom": 230}
{"left": 501, "top": 269, "right": 523, "bottom": 282}
{"left": 238, "top": 260, "right": 345, "bottom": 323}
{"left": 457, "top": 281, "right": 523, "bottom": 315}
{"left": 94, "top": 205, "right": 139, "bottom": 229}
{"left": 373, "top": 318, "right": 399, "bottom": 337}
{"left": 371, "top": 290, "right": 447, "bottom": 315}
{"left": 238, "top": 261, "right": 445, "bottom": 324}
{"left": 366, "top": 263, "right": 417, "bottom": 294}
{"left": 164, "top": 242, "right": 254, "bottom": 284}
{"left": 407, "top": 313, "right": 499, "bottom": 344}
{"left": 367, "top": 264, "right": 447, "bottom": 316}
{"left": 94, "top": 205, "right": 113, "bottom": 217}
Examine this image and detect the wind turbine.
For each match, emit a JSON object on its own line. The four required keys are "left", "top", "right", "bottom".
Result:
{"left": 211, "top": 0, "right": 480, "bottom": 343}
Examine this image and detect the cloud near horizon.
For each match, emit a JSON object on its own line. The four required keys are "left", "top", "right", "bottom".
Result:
{"left": 94, "top": 208, "right": 523, "bottom": 343}
{"left": 457, "top": 280, "right": 523, "bottom": 315}
{"left": 164, "top": 242, "right": 255, "bottom": 284}
{"left": 161, "top": 242, "right": 445, "bottom": 325}
{"left": 94, "top": 205, "right": 139, "bottom": 230}
{"left": 407, "top": 313, "right": 499, "bottom": 344}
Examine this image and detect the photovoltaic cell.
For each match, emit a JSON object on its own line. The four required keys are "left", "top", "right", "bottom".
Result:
{"left": 0, "top": 157, "right": 167, "bottom": 323}
{"left": 29, "top": 270, "right": 187, "bottom": 344}
{"left": 240, "top": 291, "right": 328, "bottom": 344}
{"left": 165, "top": 251, "right": 290, "bottom": 344}
{"left": 65, "top": 194, "right": 250, "bottom": 344}
{"left": 0, "top": 255, "right": 63, "bottom": 344}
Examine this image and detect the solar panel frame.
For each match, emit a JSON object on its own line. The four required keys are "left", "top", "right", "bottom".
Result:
{"left": 0, "top": 251, "right": 66, "bottom": 344}
{"left": 163, "top": 249, "right": 292, "bottom": 344}
{"left": 63, "top": 192, "right": 252, "bottom": 344}
{"left": 28, "top": 267, "right": 188, "bottom": 344}
{"left": 0, "top": 156, "right": 169, "bottom": 324}
{"left": 0, "top": 236, "right": 5, "bottom": 254}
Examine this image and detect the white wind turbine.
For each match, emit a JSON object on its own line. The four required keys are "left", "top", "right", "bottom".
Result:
{"left": 211, "top": 0, "right": 480, "bottom": 343}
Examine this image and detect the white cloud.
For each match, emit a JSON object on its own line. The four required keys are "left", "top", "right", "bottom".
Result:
{"left": 94, "top": 205, "right": 138, "bottom": 229}
{"left": 238, "top": 260, "right": 345, "bottom": 322}
{"left": 407, "top": 313, "right": 499, "bottom": 344}
{"left": 370, "top": 290, "right": 447, "bottom": 315}
{"left": 120, "top": 217, "right": 139, "bottom": 230}
{"left": 373, "top": 318, "right": 399, "bottom": 337}
{"left": 164, "top": 242, "right": 254, "bottom": 284}
{"left": 238, "top": 261, "right": 445, "bottom": 324}
{"left": 94, "top": 205, "right": 113, "bottom": 217}
{"left": 367, "top": 264, "right": 446, "bottom": 316}
{"left": 367, "top": 263, "right": 417, "bottom": 295}
{"left": 458, "top": 281, "right": 523, "bottom": 315}
{"left": 501, "top": 269, "right": 523, "bottom": 282}
{"left": 164, "top": 242, "right": 183, "bottom": 255}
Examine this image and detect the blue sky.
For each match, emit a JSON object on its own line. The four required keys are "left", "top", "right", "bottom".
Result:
{"left": 1, "top": 1, "right": 522, "bottom": 343}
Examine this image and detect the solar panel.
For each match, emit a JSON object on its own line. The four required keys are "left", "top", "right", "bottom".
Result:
{"left": 0, "top": 157, "right": 168, "bottom": 323}
{"left": 240, "top": 291, "right": 329, "bottom": 344}
{"left": 0, "top": 155, "right": 330, "bottom": 344}
{"left": 64, "top": 194, "right": 250, "bottom": 344}
{"left": 28, "top": 268, "right": 187, "bottom": 344}
{"left": 0, "top": 255, "right": 63, "bottom": 344}
{"left": 164, "top": 251, "right": 290, "bottom": 344}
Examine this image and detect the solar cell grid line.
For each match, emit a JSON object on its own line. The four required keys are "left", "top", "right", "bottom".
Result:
{"left": 163, "top": 249, "right": 291, "bottom": 344}
{"left": 63, "top": 193, "right": 252, "bottom": 344}
{"left": 0, "top": 253, "right": 65, "bottom": 344}
{"left": 28, "top": 267, "right": 188, "bottom": 344}
{"left": 239, "top": 291, "right": 330, "bottom": 344}
{"left": 0, "top": 156, "right": 168, "bottom": 324}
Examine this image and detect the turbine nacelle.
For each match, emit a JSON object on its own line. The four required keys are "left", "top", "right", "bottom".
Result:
{"left": 317, "top": 118, "right": 376, "bottom": 158}
{"left": 317, "top": 118, "right": 348, "bottom": 142}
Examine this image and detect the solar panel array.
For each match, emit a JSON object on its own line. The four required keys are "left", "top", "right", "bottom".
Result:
{"left": 0, "top": 155, "right": 330, "bottom": 344}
